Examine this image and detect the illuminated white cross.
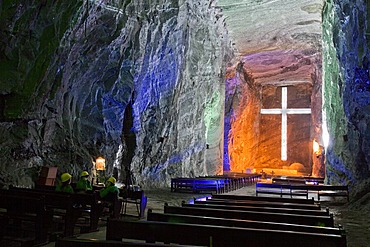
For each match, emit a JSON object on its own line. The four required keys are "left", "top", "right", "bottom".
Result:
{"left": 261, "top": 87, "right": 311, "bottom": 161}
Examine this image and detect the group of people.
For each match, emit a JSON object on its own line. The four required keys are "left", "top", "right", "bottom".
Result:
{"left": 55, "top": 171, "right": 120, "bottom": 201}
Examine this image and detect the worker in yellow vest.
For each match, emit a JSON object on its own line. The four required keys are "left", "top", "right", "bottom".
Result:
{"left": 76, "top": 171, "right": 92, "bottom": 192}
{"left": 55, "top": 173, "right": 74, "bottom": 193}
{"left": 98, "top": 177, "right": 120, "bottom": 218}
{"left": 99, "top": 177, "right": 119, "bottom": 200}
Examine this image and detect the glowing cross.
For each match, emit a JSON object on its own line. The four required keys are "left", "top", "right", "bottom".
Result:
{"left": 261, "top": 87, "right": 311, "bottom": 161}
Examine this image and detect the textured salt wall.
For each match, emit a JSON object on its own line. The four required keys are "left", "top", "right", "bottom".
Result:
{"left": 224, "top": 61, "right": 260, "bottom": 173}
{"left": 0, "top": 0, "right": 232, "bottom": 188}
{"left": 322, "top": 0, "right": 370, "bottom": 197}
{"left": 130, "top": 0, "right": 231, "bottom": 187}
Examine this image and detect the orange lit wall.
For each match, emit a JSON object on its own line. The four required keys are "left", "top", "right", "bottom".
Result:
{"left": 226, "top": 64, "right": 260, "bottom": 173}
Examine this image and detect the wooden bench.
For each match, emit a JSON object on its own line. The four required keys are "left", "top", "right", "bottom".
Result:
{"left": 55, "top": 237, "right": 198, "bottom": 246}
{"left": 198, "top": 176, "right": 233, "bottom": 192}
{"left": 0, "top": 191, "right": 50, "bottom": 246}
{"left": 203, "top": 173, "right": 261, "bottom": 191}
{"left": 211, "top": 193, "right": 317, "bottom": 204}
{"left": 189, "top": 201, "right": 329, "bottom": 216}
{"left": 164, "top": 204, "right": 334, "bottom": 227}
{"left": 171, "top": 178, "right": 224, "bottom": 194}
{"left": 119, "top": 190, "right": 147, "bottom": 218}
{"left": 7, "top": 187, "right": 105, "bottom": 236}
{"left": 6, "top": 187, "right": 78, "bottom": 237}
{"left": 256, "top": 183, "right": 309, "bottom": 198}
{"left": 272, "top": 177, "right": 308, "bottom": 185}
{"left": 147, "top": 210, "right": 345, "bottom": 236}
{"left": 204, "top": 197, "right": 322, "bottom": 210}
{"left": 289, "top": 185, "right": 349, "bottom": 202}
{"left": 256, "top": 181, "right": 349, "bottom": 202}
{"left": 106, "top": 218, "right": 346, "bottom": 247}
{"left": 34, "top": 184, "right": 123, "bottom": 218}
{"left": 318, "top": 186, "right": 349, "bottom": 201}
{"left": 272, "top": 176, "right": 325, "bottom": 185}
{"left": 223, "top": 173, "right": 261, "bottom": 189}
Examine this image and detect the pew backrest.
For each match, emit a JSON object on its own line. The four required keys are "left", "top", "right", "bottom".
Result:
{"left": 0, "top": 191, "right": 49, "bottom": 245}
{"left": 147, "top": 211, "right": 345, "bottom": 236}
{"left": 203, "top": 198, "right": 322, "bottom": 210}
{"left": 164, "top": 205, "right": 334, "bottom": 227}
{"left": 211, "top": 194, "right": 317, "bottom": 204}
{"left": 106, "top": 219, "right": 346, "bottom": 247}
{"left": 185, "top": 202, "right": 329, "bottom": 216}
{"left": 56, "top": 237, "right": 198, "bottom": 246}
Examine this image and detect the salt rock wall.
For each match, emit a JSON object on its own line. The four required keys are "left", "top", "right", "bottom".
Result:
{"left": 0, "top": 0, "right": 231, "bottom": 188}
{"left": 322, "top": 0, "right": 370, "bottom": 197}
{"left": 221, "top": 0, "right": 323, "bottom": 174}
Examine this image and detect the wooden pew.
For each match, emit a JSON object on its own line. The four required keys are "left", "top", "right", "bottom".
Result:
{"left": 203, "top": 198, "right": 322, "bottom": 210}
{"left": 6, "top": 187, "right": 76, "bottom": 236}
{"left": 164, "top": 205, "right": 335, "bottom": 227}
{"left": 218, "top": 173, "right": 261, "bottom": 190}
{"left": 0, "top": 191, "right": 50, "bottom": 246}
{"left": 200, "top": 173, "right": 261, "bottom": 191}
{"left": 211, "top": 194, "right": 317, "bottom": 204}
{"left": 317, "top": 185, "right": 349, "bottom": 201}
{"left": 272, "top": 176, "right": 324, "bottom": 185}
{"left": 55, "top": 237, "right": 198, "bottom": 246}
{"left": 255, "top": 183, "right": 349, "bottom": 202}
{"left": 171, "top": 178, "right": 224, "bottom": 194}
{"left": 106, "top": 219, "right": 346, "bottom": 247}
{"left": 147, "top": 211, "right": 345, "bottom": 236}
{"left": 272, "top": 177, "right": 307, "bottom": 185}
{"left": 256, "top": 183, "right": 309, "bottom": 198}
{"left": 304, "top": 176, "right": 325, "bottom": 184}
{"left": 34, "top": 184, "right": 123, "bottom": 218}
{"left": 171, "top": 174, "right": 261, "bottom": 194}
{"left": 187, "top": 202, "right": 329, "bottom": 216}
{"left": 7, "top": 187, "right": 102, "bottom": 236}
{"left": 197, "top": 176, "right": 233, "bottom": 192}
{"left": 289, "top": 185, "right": 349, "bottom": 202}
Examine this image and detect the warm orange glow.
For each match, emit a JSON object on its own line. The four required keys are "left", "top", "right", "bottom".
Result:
{"left": 313, "top": 139, "right": 320, "bottom": 154}
{"left": 228, "top": 89, "right": 260, "bottom": 172}
{"left": 96, "top": 157, "right": 106, "bottom": 171}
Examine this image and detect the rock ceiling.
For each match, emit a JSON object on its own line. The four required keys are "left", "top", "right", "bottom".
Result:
{"left": 218, "top": 0, "right": 323, "bottom": 85}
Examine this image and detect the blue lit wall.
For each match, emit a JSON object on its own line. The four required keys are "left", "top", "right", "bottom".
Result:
{"left": 322, "top": 0, "right": 370, "bottom": 185}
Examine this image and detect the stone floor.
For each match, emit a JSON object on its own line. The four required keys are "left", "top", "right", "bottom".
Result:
{"left": 41, "top": 184, "right": 369, "bottom": 247}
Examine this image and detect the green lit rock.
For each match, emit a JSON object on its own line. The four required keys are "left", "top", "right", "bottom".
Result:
{"left": 0, "top": 0, "right": 231, "bottom": 188}
{"left": 322, "top": 0, "right": 370, "bottom": 197}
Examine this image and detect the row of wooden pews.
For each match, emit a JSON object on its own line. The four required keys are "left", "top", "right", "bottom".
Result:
{"left": 56, "top": 238, "right": 200, "bottom": 247}
{"left": 171, "top": 172, "right": 261, "bottom": 194}
{"left": 103, "top": 194, "right": 346, "bottom": 247}
{"left": 0, "top": 186, "right": 122, "bottom": 246}
{"left": 0, "top": 192, "right": 49, "bottom": 246}
{"left": 256, "top": 180, "right": 349, "bottom": 201}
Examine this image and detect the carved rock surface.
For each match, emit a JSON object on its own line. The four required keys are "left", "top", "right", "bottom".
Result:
{"left": 322, "top": 0, "right": 370, "bottom": 195}
{"left": 220, "top": 0, "right": 323, "bottom": 173}
{"left": 0, "top": 1, "right": 231, "bottom": 188}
